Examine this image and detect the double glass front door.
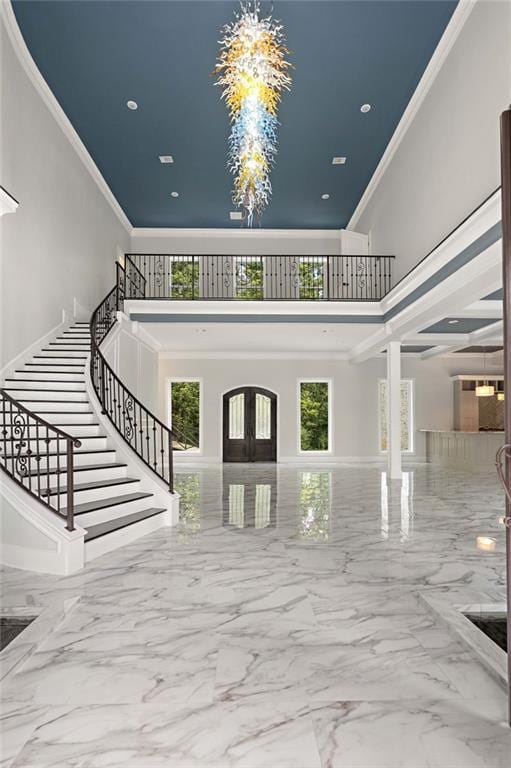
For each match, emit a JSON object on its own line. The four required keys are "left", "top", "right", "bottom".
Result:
{"left": 223, "top": 387, "right": 277, "bottom": 462}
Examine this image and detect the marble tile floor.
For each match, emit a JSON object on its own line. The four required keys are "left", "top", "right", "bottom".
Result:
{"left": 1, "top": 463, "right": 510, "bottom": 767}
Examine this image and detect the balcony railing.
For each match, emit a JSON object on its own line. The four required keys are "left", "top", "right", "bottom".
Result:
{"left": 124, "top": 254, "right": 394, "bottom": 302}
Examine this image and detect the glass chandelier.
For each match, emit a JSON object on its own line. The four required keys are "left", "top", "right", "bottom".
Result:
{"left": 216, "top": 2, "right": 292, "bottom": 225}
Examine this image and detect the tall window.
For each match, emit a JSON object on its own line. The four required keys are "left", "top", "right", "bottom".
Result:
{"left": 299, "top": 381, "right": 330, "bottom": 451}
{"left": 379, "top": 379, "right": 413, "bottom": 453}
{"left": 170, "top": 257, "right": 198, "bottom": 298}
{"left": 169, "top": 380, "right": 201, "bottom": 451}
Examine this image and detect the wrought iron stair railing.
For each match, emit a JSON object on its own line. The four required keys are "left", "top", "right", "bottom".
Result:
{"left": 124, "top": 253, "right": 395, "bottom": 302}
{"left": 0, "top": 389, "right": 80, "bottom": 532}
{"left": 90, "top": 262, "right": 174, "bottom": 492}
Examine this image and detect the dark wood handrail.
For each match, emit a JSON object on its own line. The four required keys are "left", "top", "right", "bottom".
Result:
{"left": 0, "top": 388, "right": 81, "bottom": 444}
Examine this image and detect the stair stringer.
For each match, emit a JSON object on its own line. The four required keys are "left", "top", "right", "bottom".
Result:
{"left": 0, "top": 472, "right": 85, "bottom": 575}
{"left": 83, "top": 353, "right": 180, "bottom": 527}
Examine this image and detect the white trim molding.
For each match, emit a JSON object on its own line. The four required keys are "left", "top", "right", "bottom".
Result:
{"left": 130, "top": 227, "right": 342, "bottom": 240}
{"left": 1, "top": 1, "right": 132, "bottom": 233}
{"left": 347, "top": 0, "right": 476, "bottom": 230}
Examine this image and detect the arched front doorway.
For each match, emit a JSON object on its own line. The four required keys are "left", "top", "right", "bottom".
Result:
{"left": 223, "top": 387, "right": 277, "bottom": 462}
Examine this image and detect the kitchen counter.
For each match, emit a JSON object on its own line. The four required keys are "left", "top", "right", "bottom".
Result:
{"left": 421, "top": 429, "right": 505, "bottom": 468}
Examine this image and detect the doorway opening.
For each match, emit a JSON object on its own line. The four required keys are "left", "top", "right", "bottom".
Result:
{"left": 223, "top": 387, "right": 277, "bottom": 462}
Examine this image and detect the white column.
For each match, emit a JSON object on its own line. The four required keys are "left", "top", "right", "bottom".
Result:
{"left": 387, "top": 341, "right": 402, "bottom": 480}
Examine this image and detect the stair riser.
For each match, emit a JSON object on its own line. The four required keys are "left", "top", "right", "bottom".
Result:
{"left": 0, "top": 415, "right": 96, "bottom": 429}
{"left": 84, "top": 512, "right": 165, "bottom": 562}
{"left": 13, "top": 372, "right": 85, "bottom": 382}
{"left": 18, "top": 465, "right": 127, "bottom": 488}
{"left": 8, "top": 378, "right": 86, "bottom": 388}
{"left": 54, "top": 481, "right": 141, "bottom": 506}
{"left": 0, "top": 425, "right": 101, "bottom": 440}
{"left": 3, "top": 388, "right": 87, "bottom": 399}
{"left": 46, "top": 347, "right": 91, "bottom": 354}
{"left": 78, "top": 498, "right": 159, "bottom": 528}
{"left": 39, "top": 350, "right": 89, "bottom": 358}
{"left": 26, "top": 367, "right": 86, "bottom": 376}
{"left": 0, "top": 437, "right": 106, "bottom": 454}
{"left": 14, "top": 401, "right": 91, "bottom": 412}
{"left": 4, "top": 451, "right": 115, "bottom": 471}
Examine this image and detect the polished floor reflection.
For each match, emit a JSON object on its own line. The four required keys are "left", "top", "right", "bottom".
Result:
{"left": 1, "top": 463, "right": 510, "bottom": 767}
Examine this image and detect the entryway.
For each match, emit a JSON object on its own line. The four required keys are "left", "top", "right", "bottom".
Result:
{"left": 223, "top": 387, "right": 277, "bottom": 462}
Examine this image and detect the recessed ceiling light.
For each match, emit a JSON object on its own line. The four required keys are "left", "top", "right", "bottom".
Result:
{"left": 126, "top": 100, "right": 138, "bottom": 110}
{"left": 332, "top": 156, "right": 346, "bottom": 165}
{"left": 171, "top": 191, "right": 179, "bottom": 198}
{"left": 159, "top": 155, "right": 174, "bottom": 164}
{"left": 360, "top": 103, "right": 371, "bottom": 113}
{"left": 321, "top": 194, "right": 330, "bottom": 200}
{"left": 448, "top": 319, "right": 459, "bottom": 325}
{"left": 230, "top": 211, "right": 243, "bottom": 220}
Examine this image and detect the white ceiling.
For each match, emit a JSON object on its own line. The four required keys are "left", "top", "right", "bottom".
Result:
{"left": 140, "top": 321, "right": 382, "bottom": 356}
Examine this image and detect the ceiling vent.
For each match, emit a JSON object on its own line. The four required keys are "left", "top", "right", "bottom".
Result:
{"left": 230, "top": 211, "right": 243, "bottom": 220}
{"left": 159, "top": 155, "right": 174, "bottom": 164}
{"left": 332, "top": 156, "right": 346, "bottom": 165}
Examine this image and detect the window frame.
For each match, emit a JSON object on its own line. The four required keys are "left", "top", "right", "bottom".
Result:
{"left": 378, "top": 377, "right": 414, "bottom": 455}
{"left": 166, "top": 377, "right": 203, "bottom": 454}
{"left": 297, "top": 378, "right": 333, "bottom": 454}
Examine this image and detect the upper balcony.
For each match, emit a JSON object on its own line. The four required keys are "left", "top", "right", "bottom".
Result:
{"left": 123, "top": 254, "right": 395, "bottom": 303}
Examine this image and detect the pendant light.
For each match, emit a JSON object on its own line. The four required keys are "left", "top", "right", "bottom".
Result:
{"left": 475, "top": 349, "right": 495, "bottom": 397}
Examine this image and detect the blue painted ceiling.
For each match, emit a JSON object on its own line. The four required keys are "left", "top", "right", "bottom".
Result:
{"left": 482, "top": 289, "right": 503, "bottom": 300}
{"left": 420, "top": 318, "right": 499, "bottom": 334}
{"left": 13, "top": 0, "right": 457, "bottom": 229}
{"left": 454, "top": 346, "right": 503, "bottom": 353}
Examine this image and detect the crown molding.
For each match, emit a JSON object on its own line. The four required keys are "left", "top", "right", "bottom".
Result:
{"left": 347, "top": 0, "right": 476, "bottom": 230}
{"left": 131, "top": 227, "right": 342, "bottom": 239}
{"left": 1, "top": 0, "right": 132, "bottom": 233}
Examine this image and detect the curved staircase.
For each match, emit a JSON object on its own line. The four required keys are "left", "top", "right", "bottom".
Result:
{"left": 1, "top": 322, "right": 172, "bottom": 565}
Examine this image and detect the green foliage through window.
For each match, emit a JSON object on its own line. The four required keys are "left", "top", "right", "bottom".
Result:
{"left": 170, "top": 260, "right": 198, "bottom": 299}
{"left": 300, "top": 382, "right": 329, "bottom": 451}
{"left": 170, "top": 381, "right": 200, "bottom": 450}
{"left": 236, "top": 259, "right": 263, "bottom": 299}
{"left": 299, "top": 259, "right": 325, "bottom": 299}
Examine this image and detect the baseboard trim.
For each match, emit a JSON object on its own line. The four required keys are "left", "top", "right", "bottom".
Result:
{"left": 173, "top": 455, "right": 427, "bottom": 466}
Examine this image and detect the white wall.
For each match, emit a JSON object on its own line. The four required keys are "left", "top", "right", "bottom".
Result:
{"left": 130, "top": 229, "right": 343, "bottom": 256}
{"left": 158, "top": 353, "right": 503, "bottom": 462}
{"left": 355, "top": 0, "right": 510, "bottom": 282}
{"left": 0, "top": 17, "right": 130, "bottom": 368}
{"left": 101, "top": 318, "right": 159, "bottom": 414}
